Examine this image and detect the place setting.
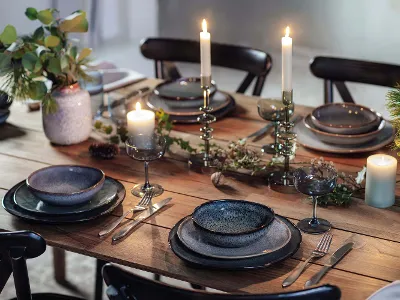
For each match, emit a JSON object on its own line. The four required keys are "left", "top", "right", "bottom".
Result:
{"left": 293, "top": 103, "right": 395, "bottom": 154}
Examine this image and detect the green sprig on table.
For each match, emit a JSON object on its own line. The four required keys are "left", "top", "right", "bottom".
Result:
{"left": 91, "top": 112, "right": 366, "bottom": 207}
{"left": 387, "top": 84, "right": 400, "bottom": 154}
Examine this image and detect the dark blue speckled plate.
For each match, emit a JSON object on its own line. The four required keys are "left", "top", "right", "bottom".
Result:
{"left": 177, "top": 216, "right": 291, "bottom": 260}
{"left": 14, "top": 178, "right": 118, "bottom": 215}
{"left": 2, "top": 176, "right": 125, "bottom": 224}
{"left": 169, "top": 215, "right": 302, "bottom": 270}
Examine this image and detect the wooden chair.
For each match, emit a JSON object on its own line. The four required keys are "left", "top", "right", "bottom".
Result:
{"left": 0, "top": 231, "right": 84, "bottom": 300}
{"left": 140, "top": 38, "right": 272, "bottom": 96}
{"left": 102, "top": 263, "right": 341, "bottom": 300}
{"left": 310, "top": 56, "right": 400, "bottom": 104}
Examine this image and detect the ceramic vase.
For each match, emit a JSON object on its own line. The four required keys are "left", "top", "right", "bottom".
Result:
{"left": 42, "top": 83, "right": 92, "bottom": 145}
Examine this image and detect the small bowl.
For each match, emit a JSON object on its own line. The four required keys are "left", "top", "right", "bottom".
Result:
{"left": 192, "top": 200, "right": 275, "bottom": 248}
{"left": 311, "top": 103, "right": 380, "bottom": 135}
{"left": 26, "top": 165, "right": 105, "bottom": 206}
{"left": 304, "top": 114, "right": 385, "bottom": 145}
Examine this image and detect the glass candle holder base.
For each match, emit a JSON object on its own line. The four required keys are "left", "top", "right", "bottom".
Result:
{"left": 297, "top": 218, "right": 331, "bottom": 234}
{"left": 131, "top": 184, "right": 164, "bottom": 198}
{"left": 261, "top": 143, "right": 282, "bottom": 155}
{"left": 188, "top": 153, "right": 218, "bottom": 173}
{"left": 269, "top": 170, "right": 294, "bottom": 186}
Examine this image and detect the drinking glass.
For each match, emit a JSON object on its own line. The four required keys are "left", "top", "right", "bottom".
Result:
{"left": 257, "top": 100, "right": 294, "bottom": 155}
{"left": 125, "top": 133, "right": 166, "bottom": 197}
{"left": 293, "top": 166, "right": 337, "bottom": 234}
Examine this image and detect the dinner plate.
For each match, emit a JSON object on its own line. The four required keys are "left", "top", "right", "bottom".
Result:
{"left": 153, "top": 78, "right": 217, "bottom": 101}
{"left": 146, "top": 90, "right": 232, "bottom": 116}
{"left": 294, "top": 117, "right": 395, "bottom": 154}
{"left": 177, "top": 216, "right": 291, "bottom": 259}
{"left": 169, "top": 215, "right": 301, "bottom": 269}
{"left": 3, "top": 177, "right": 125, "bottom": 224}
{"left": 14, "top": 178, "right": 117, "bottom": 215}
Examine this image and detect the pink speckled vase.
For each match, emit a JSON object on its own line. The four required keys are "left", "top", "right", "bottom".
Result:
{"left": 42, "top": 83, "right": 92, "bottom": 145}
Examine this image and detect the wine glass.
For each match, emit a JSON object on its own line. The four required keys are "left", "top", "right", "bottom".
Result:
{"left": 125, "top": 133, "right": 166, "bottom": 197}
{"left": 257, "top": 99, "right": 294, "bottom": 155}
{"left": 293, "top": 166, "right": 337, "bottom": 234}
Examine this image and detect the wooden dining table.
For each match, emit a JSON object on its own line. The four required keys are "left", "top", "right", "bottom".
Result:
{"left": 1, "top": 78, "right": 399, "bottom": 300}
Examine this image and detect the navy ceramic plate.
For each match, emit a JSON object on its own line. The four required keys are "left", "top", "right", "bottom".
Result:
{"left": 14, "top": 178, "right": 118, "bottom": 215}
{"left": 3, "top": 176, "right": 125, "bottom": 224}
{"left": 177, "top": 216, "right": 291, "bottom": 259}
{"left": 153, "top": 78, "right": 217, "bottom": 101}
{"left": 169, "top": 215, "right": 302, "bottom": 269}
{"left": 26, "top": 165, "right": 105, "bottom": 206}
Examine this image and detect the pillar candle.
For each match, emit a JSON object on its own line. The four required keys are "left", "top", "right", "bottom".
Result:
{"left": 127, "top": 102, "right": 155, "bottom": 148}
{"left": 282, "top": 26, "right": 292, "bottom": 92}
{"left": 365, "top": 154, "right": 397, "bottom": 208}
{"left": 200, "top": 19, "right": 211, "bottom": 77}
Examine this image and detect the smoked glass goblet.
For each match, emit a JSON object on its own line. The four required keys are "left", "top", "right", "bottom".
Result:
{"left": 257, "top": 100, "right": 294, "bottom": 155}
{"left": 293, "top": 166, "right": 337, "bottom": 234}
{"left": 125, "top": 133, "right": 166, "bottom": 197}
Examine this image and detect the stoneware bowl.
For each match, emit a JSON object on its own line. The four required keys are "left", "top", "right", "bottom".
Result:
{"left": 26, "top": 165, "right": 105, "bottom": 206}
{"left": 192, "top": 199, "right": 275, "bottom": 248}
{"left": 311, "top": 103, "right": 380, "bottom": 135}
{"left": 304, "top": 114, "right": 385, "bottom": 145}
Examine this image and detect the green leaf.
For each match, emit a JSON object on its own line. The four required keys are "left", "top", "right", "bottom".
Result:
{"left": 44, "top": 35, "right": 60, "bottom": 47}
{"left": 37, "top": 9, "right": 54, "bottom": 25}
{"left": 0, "top": 25, "right": 17, "bottom": 45}
{"left": 47, "top": 57, "right": 61, "bottom": 74}
{"left": 32, "top": 27, "right": 44, "bottom": 40}
{"left": 77, "top": 47, "right": 91, "bottom": 62}
{"left": 33, "top": 60, "right": 42, "bottom": 73}
{"left": 0, "top": 53, "right": 12, "bottom": 73}
{"left": 69, "top": 46, "right": 77, "bottom": 59}
{"left": 60, "top": 55, "right": 69, "bottom": 71}
{"left": 29, "top": 81, "right": 47, "bottom": 100}
{"left": 22, "top": 52, "right": 39, "bottom": 71}
{"left": 59, "top": 11, "right": 88, "bottom": 32}
{"left": 25, "top": 7, "right": 38, "bottom": 20}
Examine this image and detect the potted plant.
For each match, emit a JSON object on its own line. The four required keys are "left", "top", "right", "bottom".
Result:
{"left": 0, "top": 7, "right": 93, "bottom": 145}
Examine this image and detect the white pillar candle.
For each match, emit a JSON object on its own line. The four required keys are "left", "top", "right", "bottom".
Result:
{"left": 200, "top": 19, "right": 211, "bottom": 77}
{"left": 365, "top": 154, "right": 397, "bottom": 208}
{"left": 127, "top": 102, "right": 155, "bottom": 148}
{"left": 281, "top": 26, "right": 292, "bottom": 92}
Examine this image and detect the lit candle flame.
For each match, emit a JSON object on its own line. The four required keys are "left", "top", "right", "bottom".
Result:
{"left": 136, "top": 102, "right": 141, "bottom": 111}
{"left": 202, "top": 19, "right": 207, "bottom": 33}
{"left": 285, "top": 26, "right": 290, "bottom": 38}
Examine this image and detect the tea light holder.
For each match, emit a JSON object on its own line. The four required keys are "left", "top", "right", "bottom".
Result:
{"left": 189, "top": 76, "right": 216, "bottom": 168}
{"left": 269, "top": 90, "right": 297, "bottom": 187}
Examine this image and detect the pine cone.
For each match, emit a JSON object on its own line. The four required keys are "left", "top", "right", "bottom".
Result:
{"left": 89, "top": 143, "right": 120, "bottom": 159}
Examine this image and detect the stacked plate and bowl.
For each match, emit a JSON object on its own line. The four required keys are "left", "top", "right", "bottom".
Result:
{"left": 294, "top": 103, "right": 395, "bottom": 154}
{"left": 2, "top": 165, "right": 125, "bottom": 223}
{"left": 169, "top": 199, "right": 301, "bottom": 269}
{"left": 146, "top": 78, "right": 236, "bottom": 123}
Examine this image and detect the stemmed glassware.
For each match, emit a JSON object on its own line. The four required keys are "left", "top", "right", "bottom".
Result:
{"left": 293, "top": 166, "right": 337, "bottom": 234}
{"left": 125, "top": 133, "right": 166, "bottom": 197}
{"left": 257, "top": 100, "right": 294, "bottom": 155}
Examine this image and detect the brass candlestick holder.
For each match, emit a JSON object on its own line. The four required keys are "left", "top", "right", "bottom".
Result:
{"left": 269, "top": 90, "right": 297, "bottom": 187}
{"left": 189, "top": 76, "right": 216, "bottom": 169}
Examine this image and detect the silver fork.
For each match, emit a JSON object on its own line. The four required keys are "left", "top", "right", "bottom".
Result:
{"left": 98, "top": 190, "right": 153, "bottom": 237}
{"left": 282, "top": 233, "right": 332, "bottom": 287}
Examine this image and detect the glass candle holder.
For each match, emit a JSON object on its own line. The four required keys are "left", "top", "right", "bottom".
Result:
{"left": 125, "top": 133, "right": 166, "bottom": 197}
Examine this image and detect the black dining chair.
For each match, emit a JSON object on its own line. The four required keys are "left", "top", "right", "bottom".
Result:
{"left": 0, "top": 231, "right": 84, "bottom": 300}
{"left": 140, "top": 38, "right": 272, "bottom": 96}
{"left": 310, "top": 56, "right": 400, "bottom": 104}
{"left": 102, "top": 263, "right": 341, "bottom": 300}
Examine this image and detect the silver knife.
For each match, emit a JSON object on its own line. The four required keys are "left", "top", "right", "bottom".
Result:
{"left": 112, "top": 197, "right": 172, "bottom": 242}
{"left": 304, "top": 242, "right": 354, "bottom": 288}
{"left": 243, "top": 122, "right": 274, "bottom": 142}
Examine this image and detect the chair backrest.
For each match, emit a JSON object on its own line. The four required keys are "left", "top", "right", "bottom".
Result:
{"left": 0, "top": 231, "right": 46, "bottom": 300}
{"left": 140, "top": 38, "right": 272, "bottom": 96}
{"left": 310, "top": 56, "right": 400, "bottom": 104}
{"left": 102, "top": 264, "right": 341, "bottom": 300}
